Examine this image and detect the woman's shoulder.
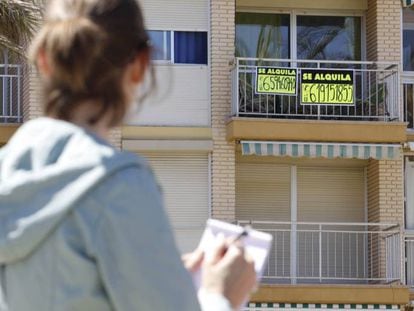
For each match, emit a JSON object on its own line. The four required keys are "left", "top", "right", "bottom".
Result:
{"left": 96, "top": 156, "right": 159, "bottom": 202}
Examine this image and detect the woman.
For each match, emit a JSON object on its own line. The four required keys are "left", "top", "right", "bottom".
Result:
{"left": 0, "top": 0, "right": 256, "bottom": 310}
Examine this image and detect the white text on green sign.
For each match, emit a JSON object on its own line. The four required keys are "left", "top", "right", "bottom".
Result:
{"left": 256, "top": 67, "right": 297, "bottom": 95}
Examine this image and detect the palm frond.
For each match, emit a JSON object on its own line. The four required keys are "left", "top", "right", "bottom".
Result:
{"left": 0, "top": 35, "right": 23, "bottom": 56}
{"left": 0, "top": 0, "right": 42, "bottom": 59}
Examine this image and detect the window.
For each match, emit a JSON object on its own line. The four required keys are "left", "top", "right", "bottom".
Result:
{"left": 148, "top": 30, "right": 171, "bottom": 61}
{"left": 174, "top": 32, "right": 208, "bottom": 64}
{"left": 235, "top": 12, "right": 362, "bottom": 61}
{"left": 236, "top": 13, "right": 290, "bottom": 59}
{"left": 297, "top": 16, "right": 361, "bottom": 61}
{"left": 403, "top": 8, "right": 414, "bottom": 129}
{"left": 148, "top": 30, "right": 208, "bottom": 65}
{"left": 404, "top": 8, "right": 414, "bottom": 71}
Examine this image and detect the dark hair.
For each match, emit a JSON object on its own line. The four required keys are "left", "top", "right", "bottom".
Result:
{"left": 30, "top": 0, "right": 152, "bottom": 126}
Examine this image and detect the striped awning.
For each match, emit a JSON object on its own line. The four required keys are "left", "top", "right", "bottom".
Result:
{"left": 403, "top": 0, "right": 414, "bottom": 7}
{"left": 245, "top": 302, "right": 400, "bottom": 310}
{"left": 241, "top": 141, "right": 401, "bottom": 160}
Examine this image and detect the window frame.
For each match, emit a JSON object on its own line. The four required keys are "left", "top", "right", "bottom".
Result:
{"left": 235, "top": 9, "right": 366, "bottom": 61}
{"left": 402, "top": 7, "right": 414, "bottom": 74}
{"left": 235, "top": 12, "right": 291, "bottom": 59}
{"left": 402, "top": 8, "right": 414, "bottom": 131}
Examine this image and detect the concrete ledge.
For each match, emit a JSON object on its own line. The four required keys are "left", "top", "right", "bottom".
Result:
{"left": 250, "top": 284, "right": 410, "bottom": 305}
{"left": 123, "top": 139, "right": 213, "bottom": 152}
{"left": 0, "top": 124, "right": 20, "bottom": 144}
{"left": 122, "top": 126, "right": 212, "bottom": 140}
{"left": 227, "top": 118, "right": 407, "bottom": 144}
{"left": 407, "top": 130, "right": 414, "bottom": 142}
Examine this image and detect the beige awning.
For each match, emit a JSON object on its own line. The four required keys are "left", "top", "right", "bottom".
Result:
{"left": 241, "top": 141, "right": 401, "bottom": 160}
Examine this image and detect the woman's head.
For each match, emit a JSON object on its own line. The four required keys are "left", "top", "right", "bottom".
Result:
{"left": 30, "top": 0, "right": 151, "bottom": 127}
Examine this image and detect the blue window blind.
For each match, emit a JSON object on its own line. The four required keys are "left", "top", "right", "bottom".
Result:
{"left": 174, "top": 31, "right": 208, "bottom": 65}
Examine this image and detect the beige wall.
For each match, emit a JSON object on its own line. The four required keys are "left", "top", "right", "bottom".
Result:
{"left": 24, "top": 66, "right": 43, "bottom": 122}
{"left": 367, "top": 157, "right": 404, "bottom": 225}
{"left": 367, "top": 157, "right": 404, "bottom": 280}
{"left": 108, "top": 128, "right": 122, "bottom": 150}
{"left": 367, "top": 0, "right": 401, "bottom": 62}
{"left": 210, "top": 0, "right": 236, "bottom": 221}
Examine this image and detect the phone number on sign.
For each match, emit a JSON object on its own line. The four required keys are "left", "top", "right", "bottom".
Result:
{"left": 301, "top": 83, "right": 354, "bottom": 105}
{"left": 257, "top": 75, "right": 296, "bottom": 94}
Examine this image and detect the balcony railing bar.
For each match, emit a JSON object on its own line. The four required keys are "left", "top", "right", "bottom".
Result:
{"left": 0, "top": 74, "right": 21, "bottom": 78}
{"left": 242, "top": 229, "right": 399, "bottom": 235}
{"left": 237, "top": 67, "right": 399, "bottom": 74}
{"left": 0, "top": 64, "right": 23, "bottom": 123}
{"left": 235, "top": 57, "right": 399, "bottom": 67}
{"left": 237, "top": 220, "right": 399, "bottom": 228}
{"left": 257, "top": 277, "right": 398, "bottom": 281}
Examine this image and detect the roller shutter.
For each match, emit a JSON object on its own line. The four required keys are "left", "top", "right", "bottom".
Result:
{"left": 141, "top": 152, "right": 209, "bottom": 254}
{"left": 236, "top": 162, "right": 291, "bottom": 222}
{"left": 132, "top": 66, "right": 210, "bottom": 127}
{"left": 297, "top": 167, "right": 365, "bottom": 223}
{"left": 140, "top": 0, "right": 208, "bottom": 31}
{"left": 297, "top": 167, "right": 365, "bottom": 280}
{"left": 236, "top": 161, "right": 291, "bottom": 278}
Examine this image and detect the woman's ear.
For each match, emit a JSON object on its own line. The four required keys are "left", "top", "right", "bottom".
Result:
{"left": 129, "top": 49, "right": 150, "bottom": 84}
{"left": 37, "top": 48, "right": 52, "bottom": 77}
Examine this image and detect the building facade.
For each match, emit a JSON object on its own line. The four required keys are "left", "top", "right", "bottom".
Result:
{"left": 1, "top": 0, "right": 414, "bottom": 310}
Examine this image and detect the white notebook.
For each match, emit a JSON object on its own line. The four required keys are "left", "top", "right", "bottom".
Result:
{"left": 192, "top": 219, "right": 273, "bottom": 309}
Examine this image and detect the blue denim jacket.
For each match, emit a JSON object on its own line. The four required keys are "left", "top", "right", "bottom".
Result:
{"left": 0, "top": 118, "right": 231, "bottom": 311}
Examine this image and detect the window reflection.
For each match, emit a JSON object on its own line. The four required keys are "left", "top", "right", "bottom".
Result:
{"left": 235, "top": 13, "right": 290, "bottom": 59}
{"left": 148, "top": 30, "right": 171, "bottom": 61}
{"left": 235, "top": 13, "right": 361, "bottom": 62}
{"left": 297, "top": 16, "right": 361, "bottom": 61}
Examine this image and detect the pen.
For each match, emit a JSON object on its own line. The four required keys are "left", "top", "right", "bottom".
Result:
{"left": 233, "top": 225, "right": 250, "bottom": 242}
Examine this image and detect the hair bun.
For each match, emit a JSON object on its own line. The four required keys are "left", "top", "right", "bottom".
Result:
{"left": 29, "top": 0, "right": 152, "bottom": 127}
{"left": 33, "top": 17, "right": 106, "bottom": 92}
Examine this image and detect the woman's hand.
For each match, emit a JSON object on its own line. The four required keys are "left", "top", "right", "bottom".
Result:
{"left": 182, "top": 248, "right": 204, "bottom": 273}
{"left": 201, "top": 237, "right": 257, "bottom": 310}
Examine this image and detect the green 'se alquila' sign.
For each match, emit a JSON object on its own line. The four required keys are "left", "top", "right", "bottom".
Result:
{"left": 255, "top": 67, "right": 297, "bottom": 95}
{"left": 300, "top": 69, "right": 355, "bottom": 105}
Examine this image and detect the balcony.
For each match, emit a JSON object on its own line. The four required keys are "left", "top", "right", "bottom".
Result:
{"left": 406, "top": 233, "right": 414, "bottom": 289}
{"left": 236, "top": 221, "right": 404, "bottom": 285}
{"left": 228, "top": 58, "right": 407, "bottom": 143}
{"left": 0, "top": 64, "right": 22, "bottom": 124}
{"left": 232, "top": 58, "right": 401, "bottom": 121}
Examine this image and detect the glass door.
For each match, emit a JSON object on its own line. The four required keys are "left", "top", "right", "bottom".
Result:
{"left": 296, "top": 15, "right": 362, "bottom": 61}
{"left": 235, "top": 12, "right": 290, "bottom": 59}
